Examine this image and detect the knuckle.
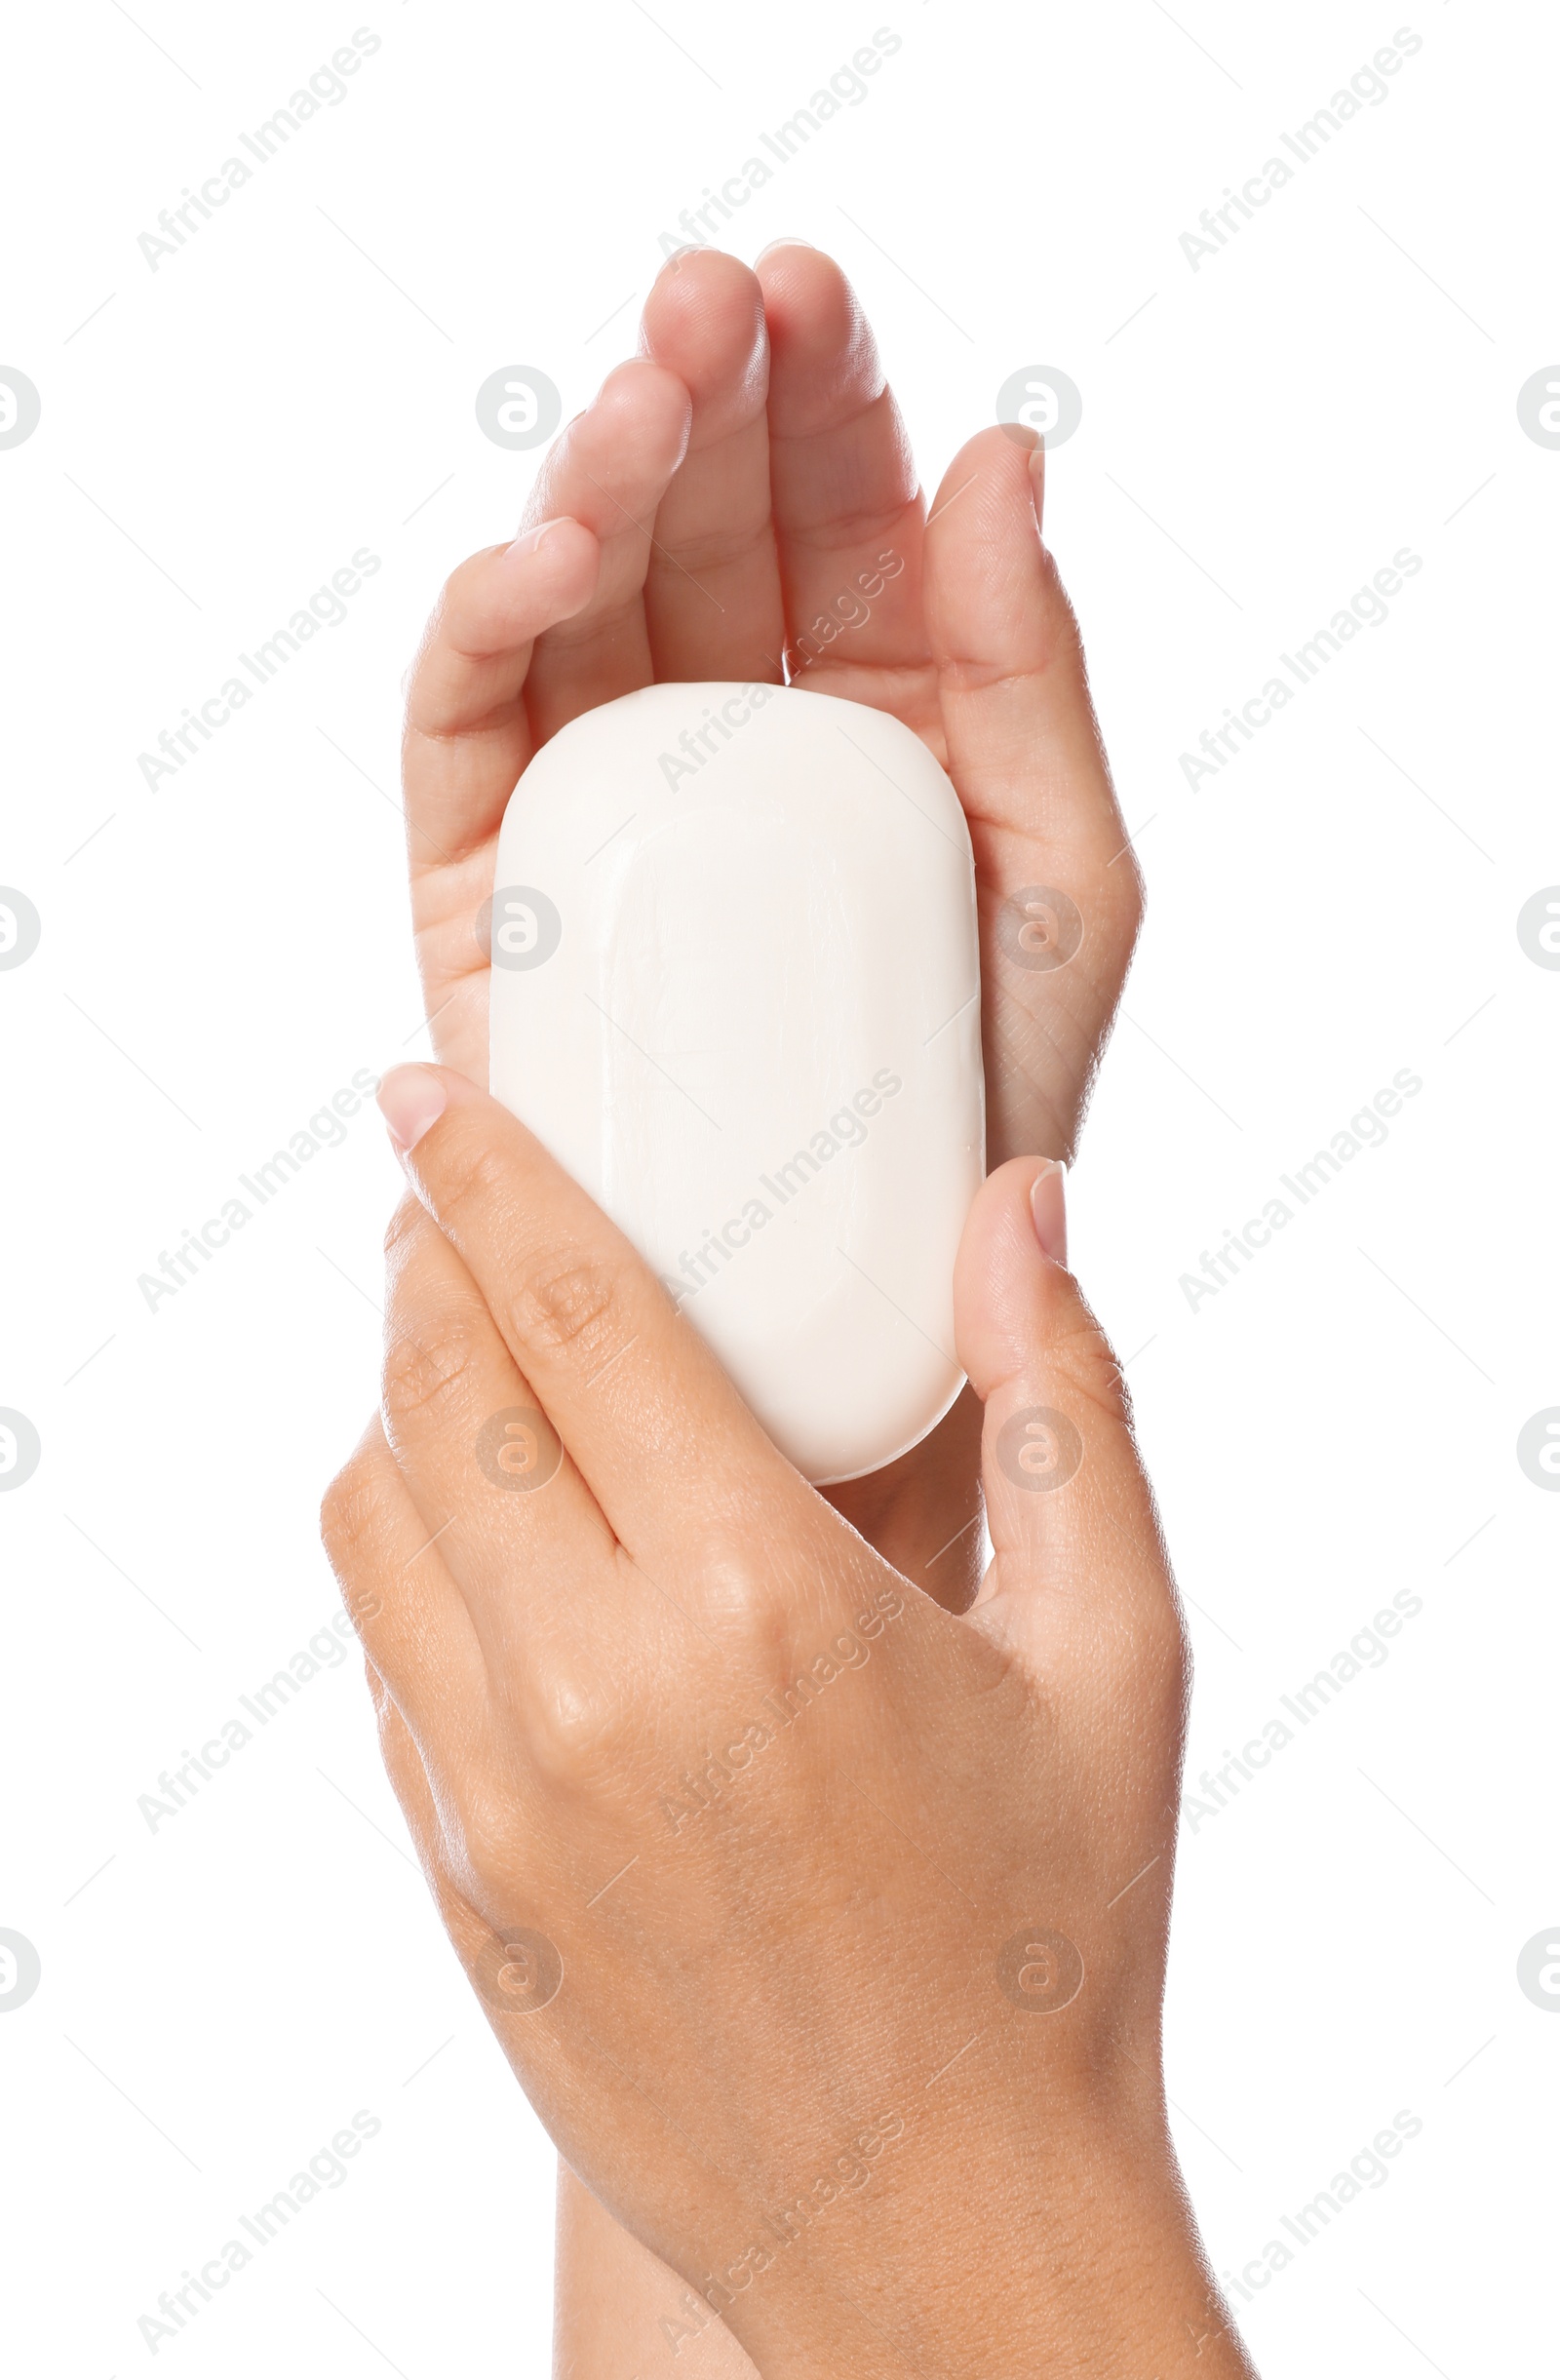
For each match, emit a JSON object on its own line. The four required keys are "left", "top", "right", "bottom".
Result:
{"left": 448, "top": 1780, "right": 529, "bottom": 1899}
{"left": 1112, "top": 844, "right": 1147, "bottom": 946}
{"left": 1051, "top": 1304, "right": 1135, "bottom": 1441}
{"left": 439, "top": 1137, "right": 518, "bottom": 1236}
{"left": 319, "top": 1450, "right": 387, "bottom": 1587}
{"left": 519, "top": 1656, "right": 636, "bottom": 1793}
{"left": 381, "top": 1309, "right": 488, "bottom": 1430}
{"left": 680, "top": 1520, "right": 775, "bottom": 1631}
{"left": 511, "top": 1253, "right": 622, "bottom": 1369}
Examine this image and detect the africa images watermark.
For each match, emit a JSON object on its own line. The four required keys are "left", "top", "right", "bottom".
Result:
{"left": 654, "top": 28, "right": 903, "bottom": 258}
{"left": 658, "top": 1068, "right": 905, "bottom": 1310}
{"left": 781, "top": 549, "right": 906, "bottom": 683}
{"left": 136, "top": 2110, "right": 382, "bottom": 2356}
{"left": 659, "top": 1586, "right": 908, "bottom": 1837}
{"left": 136, "top": 1068, "right": 381, "bottom": 1312}
{"left": 1178, "top": 548, "right": 1423, "bottom": 791}
{"left": 1177, "top": 1067, "right": 1424, "bottom": 1313}
{"left": 656, "top": 2110, "right": 909, "bottom": 2356}
{"left": 1219, "top": 2109, "right": 1424, "bottom": 2305}
{"left": 136, "top": 27, "right": 384, "bottom": 271}
{"left": 1179, "top": 26, "right": 1424, "bottom": 271}
{"left": 136, "top": 1608, "right": 365, "bottom": 1833}
{"left": 136, "top": 548, "right": 382, "bottom": 792}
{"left": 1181, "top": 1586, "right": 1424, "bottom": 1835}
{"left": 653, "top": 550, "right": 907, "bottom": 792}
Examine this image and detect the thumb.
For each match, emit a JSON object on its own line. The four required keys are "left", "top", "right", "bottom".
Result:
{"left": 954, "top": 1156, "right": 1177, "bottom": 1661}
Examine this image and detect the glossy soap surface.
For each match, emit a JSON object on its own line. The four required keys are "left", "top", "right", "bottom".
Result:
{"left": 489, "top": 682, "right": 985, "bottom": 1483}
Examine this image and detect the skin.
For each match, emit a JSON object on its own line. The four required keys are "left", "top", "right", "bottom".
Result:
{"left": 322, "top": 1072, "right": 1254, "bottom": 2377}
{"left": 391, "top": 244, "right": 1155, "bottom": 2372}
{"left": 401, "top": 241, "right": 1143, "bottom": 1619}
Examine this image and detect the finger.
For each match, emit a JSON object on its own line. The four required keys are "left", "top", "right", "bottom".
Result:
{"left": 320, "top": 1414, "right": 491, "bottom": 1750}
{"left": 380, "top": 1189, "right": 617, "bottom": 1666}
{"left": 401, "top": 518, "right": 602, "bottom": 1076}
{"left": 365, "top": 1658, "right": 447, "bottom": 1874}
{"left": 637, "top": 248, "right": 787, "bottom": 683}
{"left": 756, "top": 243, "right": 931, "bottom": 709}
{"left": 954, "top": 1156, "right": 1177, "bottom": 1663}
{"left": 403, "top": 517, "right": 602, "bottom": 870}
{"left": 374, "top": 1066, "right": 801, "bottom": 1574}
{"left": 368, "top": 1681, "right": 526, "bottom": 1970}
{"left": 922, "top": 430, "right": 1145, "bottom": 1160}
{"left": 521, "top": 358, "right": 694, "bottom": 740}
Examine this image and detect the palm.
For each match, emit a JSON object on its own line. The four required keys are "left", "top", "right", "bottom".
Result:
{"left": 403, "top": 245, "right": 1139, "bottom": 1174}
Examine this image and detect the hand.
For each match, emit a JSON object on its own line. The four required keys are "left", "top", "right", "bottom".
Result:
{"left": 401, "top": 242, "right": 1141, "bottom": 1606}
{"left": 394, "top": 244, "right": 1148, "bottom": 2370}
{"left": 321, "top": 1067, "right": 1252, "bottom": 2380}
{"left": 405, "top": 245, "right": 1138, "bottom": 1164}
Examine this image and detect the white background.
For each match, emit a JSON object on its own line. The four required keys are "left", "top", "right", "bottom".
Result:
{"left": 2, "top": 1, "right": 1555, "bottom": 2372}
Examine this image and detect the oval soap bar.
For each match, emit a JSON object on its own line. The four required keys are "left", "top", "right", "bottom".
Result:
{"left": 489, "top": 682, "right": 984, "bottom": 1484}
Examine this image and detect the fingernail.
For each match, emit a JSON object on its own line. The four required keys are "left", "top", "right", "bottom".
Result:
{"left": 756, "top": 237, "right": 814, "bottom": 262}
{"left": 1030, "top": 1160, "right": 1068, "bottom": 1266}
{"left": 377, "top": 1066, "right": 448, "bottom": 1154}
{"left": 507, "top": 516, "right": 572, "bottom": 560}
{"left": 1028, "top": 442, "right": 1046, "bottom": 527}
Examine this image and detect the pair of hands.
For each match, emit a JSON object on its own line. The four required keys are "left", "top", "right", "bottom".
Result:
{"left": 397, "top": 239, "right": 1142, "bottom": 1603}
{"left": 322, "top": 245, "right": 1252, "bottom": 2376}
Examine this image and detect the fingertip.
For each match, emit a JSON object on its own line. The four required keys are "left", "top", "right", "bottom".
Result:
{"left": 755, "top": 235, "right": 815, "bottom": 264}
{"left": 954, "top": 1156, "right": 1069, "bottom": 1396}
{"left": 377, "top": 1064, "right": 449, "bottom": 1156}
{"left": 639, "top": 247, "right": 768, "bottom": 419}
{"left": 758, "top": 244, "right": 884, "bottom": 433}
{"left": 924, "top": 424, "right": 1038, "bottom": 555}
{"left": 501, "top": 513, "right": 601, "bottom": 616}
{"left": 1028, "top": 439, "right": 1046, "bottom": 529}
{"left": 506, "top": 512, "right": 584, "bottom": 561}
{"left": 532, "top": 357, "right": 694, "bottom": 514}
{"left": 1030, "top": 1157, "right": 1068, "bottom": 1268}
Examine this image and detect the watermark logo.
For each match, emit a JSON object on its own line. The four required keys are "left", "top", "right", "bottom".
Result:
{"left": 1517, "top": 1928, "right": 1560, "bottom": 2010}
{"left": 995, "top": 366, "right": 1081, "bottom": 450}
{"left": 0, "top": 888, "right": 41, "bottom": 968}
{"left": 0, "top": 370, "right": 40, "bottom": 450}
{"left": 995, "top": 1926, "right": 1083, "bottom": 2010}
{"left": 472, "top": 1926, "right": 564, "bottom": 2014}
{"left": 994, "top": 1406, "right": 1083, "bottom": 1493}
{"left": 996, "top": 884, "right": 1083, "bottom": 973}
{"left": 1516, "top": 368, "right": 1560, "bottom": 450}
{"left": 1516, "top": 886, "right": 1560, "bottom": 967}
{"left": 480, "top": 885, "right": 563, "bottom": 969}
{"left": 475, "top": 367, "right": 562, "bottom": 450}
{"left": 0, "top": 1411, "right": 41, "bottom": 1491}
{"left": 0, "top": 1930, "right": 41, "bottom": 2010}
{"left": 1516, "top": 1409, "right": 1560, "bottom": 1490}
{"left": 477, "top": 1407, "right": 564, "bottom": 1494}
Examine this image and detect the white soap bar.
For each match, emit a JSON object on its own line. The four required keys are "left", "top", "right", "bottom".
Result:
{"left": 489, "top": 682, "right": 984, "bottom": 1484}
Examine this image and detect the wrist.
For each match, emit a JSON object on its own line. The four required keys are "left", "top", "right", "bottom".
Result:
{"left": 743, "top": 2098, "right": 1255, "bottom": 2380}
